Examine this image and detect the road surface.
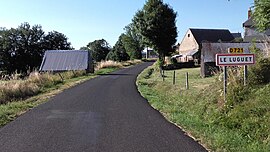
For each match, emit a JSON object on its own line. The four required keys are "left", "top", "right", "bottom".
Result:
{"left": 0, "top": 62, "right": 207, "bottom": 152}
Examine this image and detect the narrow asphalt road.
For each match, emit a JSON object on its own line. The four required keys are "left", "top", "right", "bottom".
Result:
{"left": 0, "top": 62, "right": 207, "bottom": 152}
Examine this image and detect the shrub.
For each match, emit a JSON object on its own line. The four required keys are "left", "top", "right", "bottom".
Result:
{"left": 144, "top": 68, "right": 154, "bottom": 79}
{"left": 226, "top": 84, "right": 250, "bottom": 109}
{"left": 105, "top": 50, "right": 130, "bottom": 62}
{"left": 170, "top": 57, "right": 177, "bottom": 65}
{"left": 249, "top": 57, "right": 270, "bottom": 85}
{"left": 130, "top": 50, "right": 142, "bottom": 60}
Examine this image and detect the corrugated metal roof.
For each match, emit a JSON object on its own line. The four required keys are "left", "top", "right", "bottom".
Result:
{"left": 39, "top": 50, "right": 90, "bottom": 71}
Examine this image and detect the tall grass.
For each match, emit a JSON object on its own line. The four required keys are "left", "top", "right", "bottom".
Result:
{"left": 1, "top": 72, "right": 54, "bottom": 104}
{"left": 0, "top": 59, "right": 143, "bottom": 127}
{"left": 95, "top": 60, "right": 142, "bottom": 70}
{"left": 0, "top": 70, "right": 87, "bottom": 104}
{"left": 0, "top": 60, "right": 142, "bottom": 105}
{"left": 95, "top": 60, "right": 124, "bottom": 70}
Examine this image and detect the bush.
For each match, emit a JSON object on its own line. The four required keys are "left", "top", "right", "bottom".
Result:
{"left": 226, "top": 84, "right": 250, "bottom": 109}
{"left": 130, "top": 50, "right": 142, "bottom": 60}
{"left": 249, "top": 57, "right": 270, "bottom": 85}
{"left": 106, "top": 51, "right": 118, "bottom": 61}
{"left": 144, "top": 68, "right": 154, "bottom": 79}
{"left": 170, "top": 57, "right": 177, "bottom": 65}
{"left": 105, "top": 50, "right": 130, "bottom": 62}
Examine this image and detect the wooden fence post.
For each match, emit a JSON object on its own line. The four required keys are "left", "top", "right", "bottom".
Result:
{"left": 162, "top": 70, "right": 165, "bottom": 82}
{"left": 173, "top": 71, "right": 176, "bottom": 85}
{"left": 186, "top": 72, "right": 189, "bottom": 89}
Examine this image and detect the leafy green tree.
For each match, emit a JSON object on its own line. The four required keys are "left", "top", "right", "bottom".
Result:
{"left": 0, "top": 23, "right": 73, "bottom": 74}
{"left": 79, "top": 46, "right": 90, "bottom": 51}
{"left": 122, "top": 23, "right": 143, "bottom": 59}
{"left": 133, "top": 0, "right": 177, "bottom": 61}
{"left": 86, "top": 39, "right": 111, "bottom": 62}
{"left": 106, "top": 35, "right": 130, "bottom": 62}
{"left": 0, "top": 23, "right": 45, "bottom": 73}
{"left": 105, "top": 51, "right": 117, "bottom": 61}
{"left": 253, "top": 0, "right": 270, "bottom": 32}
{"left": 41, "top": 31, "right": 73, "bottom": 50}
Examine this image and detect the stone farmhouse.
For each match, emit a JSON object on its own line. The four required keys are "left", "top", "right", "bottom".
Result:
{"left": 176, "top": 28, "right": 235, "bottom": 65}
{"left": 243, "top": 8, "right": 270, "bottom": 42}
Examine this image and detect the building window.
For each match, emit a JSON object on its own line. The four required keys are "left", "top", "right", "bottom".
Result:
{"left": 188, "top": 34, "right": 190, "bottom": 37}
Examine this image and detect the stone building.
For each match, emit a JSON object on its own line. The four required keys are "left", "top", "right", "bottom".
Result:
{"left": 177, "top": 28, "right": 235, "bottom": 65}
{"left": 243, "top": 8, "right": 270, "bottom": 42}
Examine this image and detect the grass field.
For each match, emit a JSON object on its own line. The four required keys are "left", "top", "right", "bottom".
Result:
{"left": 137, "top": 65, "right": 270, "bottom": 152}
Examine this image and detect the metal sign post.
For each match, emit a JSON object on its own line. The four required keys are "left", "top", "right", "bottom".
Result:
{"left": 223, "top": 66, "right": 227, "bottom": 102}
{"left": 244, "top": 65, "right": 248, "bottom": 86}
{"left": 227, "top": 48, "right": 250, "bottom": 86}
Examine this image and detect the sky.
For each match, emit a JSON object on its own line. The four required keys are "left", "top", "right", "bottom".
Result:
{"left": 0, "top": 0, "right": 254, "bottom": 49}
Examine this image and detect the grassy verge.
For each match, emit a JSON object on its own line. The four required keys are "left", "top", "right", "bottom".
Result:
{"left": 0, "top": 60, "right": 141, "bottom": 127}
{"left": 137, "top": 64, "right": 270, "bottom": 151}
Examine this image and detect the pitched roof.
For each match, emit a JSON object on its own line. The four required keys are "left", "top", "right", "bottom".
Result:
{"left": 231, "top": 33, "right": 242, "bottom": 39}
{"left": 243, "top": 18, "right": 254, "bottom": 27}
{"left": 189, "top": 28, "right": 235, "bottom": 43}
{"left": 243, "top": 18, "right": 270, "bottom": 36}
{"left": 39, "top": 50, "right": 90, "bottom": 71}
{"left": 265, "top": 29, "right": 270, "bottom": 36}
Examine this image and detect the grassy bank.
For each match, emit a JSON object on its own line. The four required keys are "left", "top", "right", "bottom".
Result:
{"left": 0, "top": 60, "right": 141, "bottom": 127}
{"left": 137, "top": 64, "right": 270, "bottom": 151}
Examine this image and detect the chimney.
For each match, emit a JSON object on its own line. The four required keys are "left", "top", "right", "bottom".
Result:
{"left": 248, "top": 8, "right": 252, "bottom": 19}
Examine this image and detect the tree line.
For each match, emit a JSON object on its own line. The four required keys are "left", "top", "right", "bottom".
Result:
{"left": 82, "top": 0, "right": 178, "bottom": 65}
{"left": 1, "top": 0, "right": 268, "bottom": 74}
{"left": 81, "top": 23, "right": 144, "bottom": 63}
{"left": 0, "top": 22, "right": 72, "bottom": 74}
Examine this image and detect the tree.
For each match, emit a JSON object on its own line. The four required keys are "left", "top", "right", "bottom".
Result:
{"left": 133, "top": 0, "right": 177, "bottom": 61}
{"left": 79, "top": 46, "right": 89, "bottom": 51}
{"left": 0, "top": 23, "right": 45, "bottom": 73}
{"left": 41, "top": 31, "right": 73, "bottom": 50}
{"left": 0, "top": 23, "right": 73, "bottom": 74}
{"left": 253, "top": 0, "right": 270, "bottom": 32}
{"left": 122, "top": 23, "right": 143, "bottom": 59}
{"left": 106, "top": 34, "right": 130, "bottom": 62}
{"left": 86, "top": 39, "right": 111, "bottom": 62}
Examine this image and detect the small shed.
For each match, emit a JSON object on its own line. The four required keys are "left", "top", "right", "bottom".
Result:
{"left": 39, "top": 50, "right": 94, "bottom": 73}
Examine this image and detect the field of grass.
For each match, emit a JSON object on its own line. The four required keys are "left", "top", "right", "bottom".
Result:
{"left": 137, "top": 65, "right": 270, "bottom": 151}
{"left": 0, "top": 60, "right": 141, "bottom": 127}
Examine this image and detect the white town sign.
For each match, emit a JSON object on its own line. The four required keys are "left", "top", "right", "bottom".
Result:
{"left": 216, "top": 54, "right": 255, "bottom": 66}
